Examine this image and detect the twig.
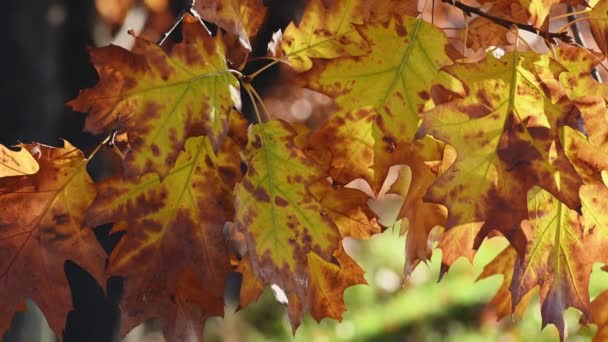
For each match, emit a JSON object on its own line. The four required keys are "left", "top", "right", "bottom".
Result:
{"left": 156, "top": 4, "right": 212, "bottom": 46}
{"left": 441, "top": 0, "right": 573, "bottom": 45}
{"left": 157, "top": 9, "right": 187, "bottom": 46}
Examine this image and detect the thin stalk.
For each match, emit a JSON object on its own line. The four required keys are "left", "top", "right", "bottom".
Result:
{"left": 243, "top": 83, "right": 266, "bottom": 123}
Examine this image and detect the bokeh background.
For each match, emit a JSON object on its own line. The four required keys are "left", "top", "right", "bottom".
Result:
{"left": 0, "top": 1, "right": 604, "bottom": 341}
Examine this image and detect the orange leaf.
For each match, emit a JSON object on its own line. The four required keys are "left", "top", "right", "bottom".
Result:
{"left": 477, "top": 245, "right": 533, "bottom": 320}
{"left": 306, "top": 246, "right": 366, "bottom": 322}
{"left": 192, "top": 0, "right": 268, "bottom": 50}
{"left": 0, "top": 141, "right": 106, "bottom": 337}
{"left": 510, "top": 187, "right": 606, "bottom": 340}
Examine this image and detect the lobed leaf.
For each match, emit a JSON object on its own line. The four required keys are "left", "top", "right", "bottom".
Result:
{"left": 587, "top": 0, "right": 608, "bottom": 56}
{"left": 419, "top": 51, "right": 582, "bottom": 255}
{"left": 389, "top": 139, "right": 448, "bottom": 275}
{"left": 234, "top": 120, "right": 364, "bottom": 329}
{"left": 478, "top": 245, "right": 533, "bottom": 320}
{"left": 68, "top": 15, "right": 240, "bottom": 178}
{"left": 0, "top": 141, "right": 106, "bottom": 338}
{"left": 192, "top": 0, "right": 268, "bottom": 51}
{"left": 85, "top": 135, "right": 241, "bottom": 339}
{"left": 510, "top": 187, "right": 607, "bottom": 340}
{"left": 305, "top": 16, "right": 464, "bottom": 193}
{"left": 280, "top": 0, "right": 371, "bottom": 72}
{"left": 589, "top": 290, "right": 608, "bottom": 342}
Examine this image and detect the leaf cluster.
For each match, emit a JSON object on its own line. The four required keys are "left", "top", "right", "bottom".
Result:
{"left": 3, "top": 0, "right": 608, "bottom": 341}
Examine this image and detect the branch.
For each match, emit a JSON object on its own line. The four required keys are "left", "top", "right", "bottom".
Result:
{"left": 441, "top": 0, "right": 573, "bottom": 45}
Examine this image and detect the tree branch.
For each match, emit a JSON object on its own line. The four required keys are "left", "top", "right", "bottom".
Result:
{"left": 442, "top": 0, "right": 573, "bottom": 45}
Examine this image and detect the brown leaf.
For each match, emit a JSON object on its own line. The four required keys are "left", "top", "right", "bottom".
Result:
{"left": 0, "top": 141, "right": 106, "bottom": 337}
{"left": 85, "top": 135, "right": 241, "bottom": 338}
{"left": 192, "top": 0, "right": 267, "bottom": 50}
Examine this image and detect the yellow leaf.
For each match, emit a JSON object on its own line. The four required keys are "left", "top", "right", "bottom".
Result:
{"left": 419, "top": 51, "right": 582, "bottom": 246}
{"left": 306, "top": 16, "right": 464, "bottom": 192}
{"left": 234, "top": 120, "right": 358, "bottom": 329}
{"left": 0, "top": 144, "right": 39, "bottom": 178}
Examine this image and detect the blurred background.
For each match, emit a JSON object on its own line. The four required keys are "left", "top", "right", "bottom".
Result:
{"left": 0, "top": 0, "right": 604, "bottom": 341}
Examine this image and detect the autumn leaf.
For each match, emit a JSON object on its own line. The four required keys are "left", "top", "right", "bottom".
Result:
{"left": 306, "top": 245, "right": 366, "bottom": 322}
{"left": 305, "top": 16, "right": 464, "bottom": 193}
{"left": 477, "top": 245, "right": 533, "bottom": 320}
{"left": 586, "top": 0, "right": 608, "bottom": 56}
{"left": 237, "top": 256, "right": 264, "bottom": 309}
{"left": 0, "top": 144, "right": 39, "bottom": 177}
{"left": 0, "top": 141, "right": 106, "bottom": 338}
{"left": 68, "top": 15, "right": 240, "bottom": 178}
{"left": 234, "top": 120, "right": 364, "bottom": 329}
{"left": 462, "top": 1, "right": 529, "bottom": 50}
{"left": 523, "top": 0, "right": 588, "bottom": 26}
{"left": 280, "top": 0, "right": 371, "bottom": 72}
{"left": 418, "top": 51, "right": 582, "bottom": 250}
{"left": 280, "top": 0, "right": 421, "bottom": 71}
{"left": 192, "top": 0, "right": 268, "bottom": 50}
{"left": 388, "top": 139, "right": 448, "bottom": 275}
{"left": 588, "top": 290, "right": 608, "bottom": 342}
{"left": 310, "top": 181, "right": 381, "bottom": 240}
{"left": 472, "top": 0, "right": 588, "bottom": 29}
{"left": 556, "top": 46, "right": 608, "bottom": 180}
{"left": 85, "top": 135, "right": 240, "bottom": 339}
{"left": 556, "top": 45, "right": 608, "bottom": 100}
{"left": 510, "top": 187, "right": 606, "bottom": 340}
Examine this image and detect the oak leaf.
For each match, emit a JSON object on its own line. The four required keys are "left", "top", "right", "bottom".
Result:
{"left": 306, "top": 245, "right": 366, "bottom": 322}
{"left": 588, "top": 290, "right": 608, "bottom": 342}
{"left": 192, "top": 0, "right": 268, "bottom": 51}
{"left": 237, "top": 256, "right": 264, "bottom": 309}
{"left": 587, "top": 0, "right": 608, "bottom": 56}
{"left": 305, "top": 16, "right": 464, "bottom": 193}
{"left": 310, "top": 181, "right": 381, "bottom": 240}
{"left": 68, "top": 15, "right": 240, "bottom": 178}
{"left": 510, "top": 187, "right": 606, "bottom": 340}
{"left": 389, "top": 139, "right": 448, "bottom": 275}
{"left": 463, "top": 1, "right": 529, "bottom": 50}
{"left": 418, "top": 51, "right": 582, "bottom": 251}
{"left": 477, "top": 245, "right": 533, "bottom": 320}
{"left": 85, "top": 135, "right": 240, "bottom": 339}
{"left": 234, "top": 120, "right": 363, "bottom": 329}
{"left": 280, "top": 0, "right": 371, "bottom": 72}
{"left": 555, "top": 45, "right": 608, "bottom": 101}
{"left": 0, "top": 141, "right": 106, "bottom": 338}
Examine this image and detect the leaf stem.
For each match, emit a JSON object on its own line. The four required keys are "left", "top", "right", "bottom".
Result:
{"left": 248, "top": 84, "right": 272, "bottom": 120}
{"left": 85, "top": 133, "right": 114, "bottom": 161}
{"left": 243, "top": 83, "right": 266, "bottom": 123}
{"left": 247, "top": 60, "right": 281, "bottom": 80}
{"left": 551, "top": 9, "right": 590, "bottom": 21}
{"left": 157, "top": 10, "right": 187, "bottom": 46}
